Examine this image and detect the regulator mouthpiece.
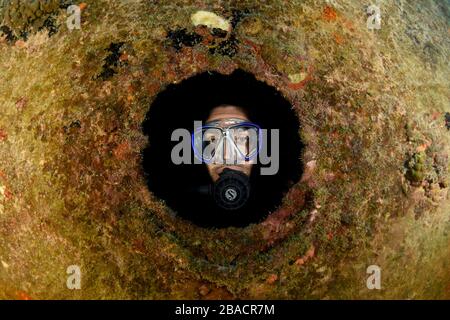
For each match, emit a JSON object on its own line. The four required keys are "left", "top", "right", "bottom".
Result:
{"left": 213, "top": 169, "right": 250, "bottom": 210}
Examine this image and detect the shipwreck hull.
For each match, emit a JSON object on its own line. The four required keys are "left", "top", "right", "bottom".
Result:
{"left": 0, "top": 0, "right": 449, "bottom": 299}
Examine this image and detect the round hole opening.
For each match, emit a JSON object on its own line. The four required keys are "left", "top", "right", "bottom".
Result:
{"left": 142, "top": 70, "right": 303, "bottom": 228}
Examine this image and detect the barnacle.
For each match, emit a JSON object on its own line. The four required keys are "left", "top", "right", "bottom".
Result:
{"left": 191, "top": 10, "right": 230, "bottom": 32}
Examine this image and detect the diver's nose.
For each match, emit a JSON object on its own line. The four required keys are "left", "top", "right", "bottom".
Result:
{"left": 221, "top": 133, "right": 238, "bottom": 164}
{"left": 222, "top": 135, "right": 231, "bottom": 162}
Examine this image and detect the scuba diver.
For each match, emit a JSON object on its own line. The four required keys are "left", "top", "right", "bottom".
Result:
{"left": 191, "top": 104, "right": 262, "bottom": 211}
{"left": 142, "top": 70, "right": 303, "bottom": 228}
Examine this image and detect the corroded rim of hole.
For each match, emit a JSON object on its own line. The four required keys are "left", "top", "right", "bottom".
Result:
{"left": 139, "top": 67, "right": 315, "bottom": 260}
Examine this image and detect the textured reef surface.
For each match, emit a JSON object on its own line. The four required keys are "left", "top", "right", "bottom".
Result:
{"left": 0, "top": 0, "right": 449, "bottom": 299}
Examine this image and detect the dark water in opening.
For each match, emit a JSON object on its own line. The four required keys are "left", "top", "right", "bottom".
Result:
{"left": 142, "top": 70, "right": 303, "bottom": 228}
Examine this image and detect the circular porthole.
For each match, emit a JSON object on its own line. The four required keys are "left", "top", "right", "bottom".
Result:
{"left": 142, "top": 69, "right": 304, "bottom": 228}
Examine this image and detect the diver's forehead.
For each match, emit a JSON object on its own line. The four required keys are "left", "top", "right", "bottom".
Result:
{"left": 206, "top": 105, "right": 249, "bottom": 122}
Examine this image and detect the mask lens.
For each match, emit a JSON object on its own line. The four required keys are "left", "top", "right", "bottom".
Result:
{"left": 193, "top": 127, "right": 222, "bottom": 162}
{"left": 229, "top": 125, "right": 259, "bottom": 161}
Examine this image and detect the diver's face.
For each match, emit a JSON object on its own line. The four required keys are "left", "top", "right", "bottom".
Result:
{"left": 206, "top": 106, "right": 253, "bottom": 182}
